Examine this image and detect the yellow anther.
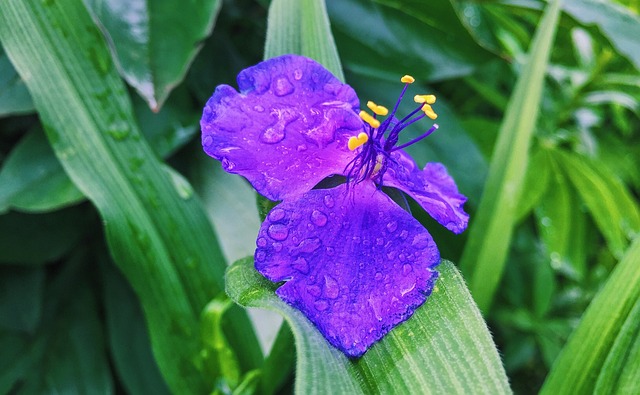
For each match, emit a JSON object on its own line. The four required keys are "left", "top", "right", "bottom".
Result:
{"left": 372, "top": 153, "right": 384, "bottom": 175}
{"left": 359, "top": 110, "right": 381, "bottom": 129}
{"left": 401, "top": 75, "right": 415, "bottom": 84}
{"left": 421, "top": 104, "right": 438, "bottom": 120}
{"left": 367, "top": 101, "right": 389, "bottom": 116}
{"left": 414, "top": 94, "right": 436, "bottom": 104}
{"left": 348, "top": 132, "right": 369, "bottom": 151}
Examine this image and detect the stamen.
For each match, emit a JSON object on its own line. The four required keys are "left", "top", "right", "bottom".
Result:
{"left": 401, "top": 75, "right": 415, "bottom": 84}
{"left": 391, "top": 124, "right": 439, "bottom": 152}
{"left": 413, "top": 94, "right": 436, "bottom": 104}
{"left": 421, "top": 104, "right": 438, "bottom": 120}
{"left": 366, "top": 101, "right": 389, "bottom": 116}
{"left": 348, "top": 132, "right": 369, "bottom": 151}
{"left": 359, "top": 110, "right": 380, "bottom": 129}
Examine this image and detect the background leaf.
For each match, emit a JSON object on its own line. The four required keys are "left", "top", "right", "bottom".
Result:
{"left": 83, "top": 0, "right": 222, "bottom": 110}
{"left": 227, "top": 258, "right": 511, "bottom": 394}
{"left": 0, "top": 50, "right": 34, "bottom": 116}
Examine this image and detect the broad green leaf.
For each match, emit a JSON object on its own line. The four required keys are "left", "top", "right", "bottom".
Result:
{"left": 265, "top": 0, "right": 344, "bottom": 81}
{"left": 100, "top": 255, "right": 170, "bottom": 395}
{"left": 0, "top": 266, "right": 44, "bottom": 332}
{"left": 563, "top": 0, "right": 640, "bottom": 71}
{"left": 83, "top": 0, "right": 222, "bottom": 110}
{"left": 0, "top": 1, "right": 260, "bottom": 393}
{"left": 556, "top": 150, "right": 640, "bottom": 258}
{"left": 540, "top": 236, "right": 640, "bottom": 394}
{"left": 0, "top": 206, "right": 93, "bottom": 265}
{"left": 260, "top": 323, "right": 295, "bottom": 395}
{"left": 0, "top": 129, "right": 84, "bottom": 213}
{"left": 0, "top": 50, "right": 34, "bottom": 116}
{"left": 459, "top": 0, "right": 564, "bottom": 312}
{"left": 449, "top": 0, "right": 503, "bottom": 53}
{"left": 515, "top": 147, "right": 552, "bottom": 222}
{"left": 226, "top": 258, "right": 511, "bottom": 394}
{"left": 328, "top": 0, "right": 494, "bottom": 83}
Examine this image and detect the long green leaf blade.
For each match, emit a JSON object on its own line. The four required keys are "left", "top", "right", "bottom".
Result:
{"left": 0, "top": 1, "right": 259, "bottom": 393}
{"left": 459, "top": 0, "right": 564, "bottom": 312}
{"left": 540, "top": 236, "right": 640, "bottom": 394}
{"left": 227, "top": 258, "right": 511, "bottom": 394}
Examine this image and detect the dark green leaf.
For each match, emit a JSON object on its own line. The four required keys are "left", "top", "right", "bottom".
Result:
{"left": 0, "top": 266, "right": 44, "bottom": 332}
{"left": 226, "top": 258, "right": 511, "bottom": 393}
{"left": 515, "top": 147, "right": 552, "bottom": 222}
{"left": 0, "top": 50, "right": 34, "bottom": 116}
{"left": 83, "top": 0, "right": 222, "bottom": 110}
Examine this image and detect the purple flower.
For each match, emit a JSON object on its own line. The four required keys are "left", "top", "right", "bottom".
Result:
{"left": 201, "top": 55, "right": 468, "bottom": 357}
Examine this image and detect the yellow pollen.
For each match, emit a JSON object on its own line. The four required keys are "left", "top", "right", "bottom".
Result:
{"left": 401, "top": 75, "right": 415, "bottom": 84}
{"left": 421, "top": 104, "right": 438, "bottom": 120}
{"left": 414, "top": 94, "right": 436, "bottom": 104}
{"left": 367, "top": 101, "right": 388, "bottom": 116}
{"left": 348, "top": 132, "right": 369, "bottom": 151}
{"left": 372, "top": 154, "right": 384, "bottom": 175}
{"left": 359, "top": 110, "right": 380, "bottom": 129}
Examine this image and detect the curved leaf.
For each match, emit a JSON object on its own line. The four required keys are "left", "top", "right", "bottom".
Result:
{"left": 83, "top": 0, "right": 222, "bottom": 110}
{"left": 226, "top": 258, "right": 511, "bottom": 394}
{"left": 0, "top": 1, "right": 260, "bottom": 393}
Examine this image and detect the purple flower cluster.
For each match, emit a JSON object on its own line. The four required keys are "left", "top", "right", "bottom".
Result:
{"left": 201, "top": 55, "right": 468, "bottom": 357}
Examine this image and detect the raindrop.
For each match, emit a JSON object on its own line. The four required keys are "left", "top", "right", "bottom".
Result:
{"left": 267, "top": 224, "right": 289, "bottom": 241}
{"left": 257, "top": 237, "right": 267, "bottom": 247}
{"left": 315, "top": 300, "right": 329, "bottom": 311}
{"left": 273, "top": 242, "right": 283, "bottom": 252}
{"left": 376, "top": 237, "right": 384, "bottom": 246}
{"left": 273, "top": 76, "right": 294, "bottom": 96}
{"left": 541, "top": 217, "right": 552, "bottom": 227}
{"left": 311, "top": 210, "right": 328, "bottom": 227}
{"left": 374, "top": 272, "right": 383, "bottom": 281}
{"left": 403, "top": 264, "right": 412, "bottom": 274}
{"left": 323, "top": 195, "right": 335, "bottom": 208}
{"left": 255, "top": 249, "right": 266, "bottom": 262}
{"left": 369, "top": 297, "right": 383, "bottom": 321}
{"left": 324, "top": 275, "right": 340, "bottom": 299}
{"left": 399, "top": 230, "right": 408, "bottom": 240}
{"left": 221, "top": 158, "right": 235, "bottom": 171}
{"left": 352, "top": 236, "right": 361, "bottom": 244}
{"left": 293, "top": 257, "right": 309, "bottom": 274}
{"left": 387, "top": 251, "right": 397, "bottom": 260}
{"left": 297, "top": 144, "right": 308, "bottom": 151}
{"left": 203, "top": 135, "right": 213, "bottom": 147}
{"left": 386, "top": 221, "right": 398, "bottom": 233}
{"left": 325, "top": 246, "right": 335, "bottom": 256}
{"left": 398, "top": 253, "right": 406, "bottom": 262}
{"left": 293, "top": 69, "right": 303, "bottom": 80}
{"left": 307, "top": 285, "right": 321, "bottom": 297}
{"left": 268, "top": 208, "right": 286, "bottom": 222}
{"left": 400, "top": 280, "right": 416, "bottom": 296}
{"left": 253, "top": 105, "right": 265, "bottom": 112}
{"left": 260, "top": 126, "right": 285, "bottom": 144}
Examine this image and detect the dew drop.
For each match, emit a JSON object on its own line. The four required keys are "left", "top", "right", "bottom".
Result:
{"left": 399, "top": 230, "right": 409, "bottom": 240}
{"left": 268, "top": 208, "right": 286, "bottom": 222}
{"left": 323, "top": 195, "right": 335, "bottom": 208}
{"left": 293, "top": 69, "right": 303, "bottom": 80}
{"left": 293, "top": 257, "right": 309, "bottom": 274}
{"left": 374, "top": 272, "right": 383, "bottom": 281}
{"left": 352, "top": 236, "right": 361, "bottom": 244}
{"left": 203, "top": 135, "right": 213, "bottom": 147}
{"left": 386, "top": 221, "right": 398, "bottom": 233}
{"left": 400, "top": 280, "right": 416, "bottom": 296}
{"left": 297, "top": 144, "right": 308, "bottom": 151}
{"left": 253, "top": 105, "right": 265, "bottom": 112}
{"left": 273, "top": 242, "right": 283, "bottom": 252}
{"left": 260, "top": 126, "right": 285, "bottom": 144}
{"left": 376, "top": 237, "right": 384, "bottom": 246}
{"left": 311, "top": 210, "right": 328, "bottom": 227}
{"left": 325, "top": 246, "right": 335, "bottom": 256}
{"left": 273, "top": 76, "right": 294, "bottom": 96}
{"left": 221, "top": 158, "right": 235, "bottom": 171}
{"left": 315, "top": 300, "right": 329, "bottom": 311}
{"left": 267, "top": 224, "right": 289, "bottom": 241}
{"left": 399, "top": 253, "right": 406, "bottom": 262}
{"left": 369, "top": 297, "right": 383, "bottom": 321}
{"left": 257, "top": 237, "right": 267, "bottom": 247}
{"left": 387, "top": 251, "right": 397, "bottom": 260}
{"left": 255, "top": 249, "right": 266, "bottom": 262}
{"left": 307, "top": 285, "right": 321, "bottom": 297}
{"left": 324, "top": 275, "right": 340, "bottom": 299}
{"left": 403, "top": 264, "right": 412, "bottom": 274}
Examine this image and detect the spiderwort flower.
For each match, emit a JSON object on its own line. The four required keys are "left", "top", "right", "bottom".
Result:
{"left": 201, "top": 55, "right": 468, "bottom": 357}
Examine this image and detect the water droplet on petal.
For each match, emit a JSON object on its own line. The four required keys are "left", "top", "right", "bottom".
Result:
{"left": 311, "top": 210, "right": 328, "bottom": 227}
{"left": 253, "top": 105, "right": 265, "bottom": 112}
{"left": 400, "top": 280, "right": 416, "bottom": 296}
{"left": 369, "top": 297, "right": 383, "bottom": 321}
{"left": 255, "top": 249, "right": 266, "bottom": 262}
{"left": 293, "top": 257, "right": 309, "bottom": 274}
{"left": 315, "top": 300, "right": 329, "bottom": 311}
{"left": 403, "top": 264, "right": 412, "bottom": 274}
{"left": 273, "top": 242, "right": 283, "bottom": 252}
{"left": 293, "top": 69, "right": 303, "bottom": 80}
{"left": 307, "top": 285, "right": 321, "bottom": 297}
{"left": 297, "top": 144, "right": 307, "bottom": 151}
{"left": 352, "top": 236, "right": 361, "bottom": 244}
{"left": 374, "top": 272, "right": 383, "bottom": 281}
{"left": 324, "top": 275, "right": 339, "bottom": 299}
{"left": 203, "top": 135, "right": 213, "bottom": 147}
{"left": 325, "top": 246, "right": 335, "bottom": 256}
{"left": 399, "top": 253, "right": 406, "bottom": 262}
{"left": 221, "top": 158, "right": 235, "bottom": 171}
{"left": 399, "top": 230, "right": 409, "bottom": 240}
{"left": 267, "top": 224, "right": 289, "bottom": 241}
{"left": 257, "top": 237, "right": 267, "bottom": 247}
{"left": 268, "top": 208, "right": 286, "bottom": 222}
{"left": 260, "top": 126, "right": 285, "bottom": 144}
{"left": 323, "top": 195, "right": 335, "bottom": 208}
{"left": 273, "top": 76, "right": 294, "bottom": 96}
{"left": 376, "top": 237, "right": 384, "bottom": 246}
{"left": 386, "top": 221, "right": 398, "bottom": 233}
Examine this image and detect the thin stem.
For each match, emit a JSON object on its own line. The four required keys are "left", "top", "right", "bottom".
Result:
{"left": 390, "top": 124, "right": 439, "bottom": 152}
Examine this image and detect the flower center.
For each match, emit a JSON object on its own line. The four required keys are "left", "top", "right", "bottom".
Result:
{"left": 345, "top": 75, "right": 439, "bottom": 184}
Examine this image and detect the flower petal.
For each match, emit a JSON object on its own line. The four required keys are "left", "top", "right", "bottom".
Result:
{"left": 201, "top": 55, "right": 363, "bottom": 201}
{"left": 254, "top": 181, "right": 440, "bottom": 357}
{"left": 383, "top": 150, "right": 469, "bottom": 234}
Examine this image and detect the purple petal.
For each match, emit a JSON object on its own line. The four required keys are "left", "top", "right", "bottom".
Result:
{"left": 383, "top": 150, "right": 469, "bottom": 234}
{"left": 254, "top": 181, "right": 440, "bottom": 357}
{"left": 201, "top": 54, "right": 363, "bottom": 201}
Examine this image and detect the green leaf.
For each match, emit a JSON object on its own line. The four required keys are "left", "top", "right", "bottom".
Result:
{"left": 226, "top": 258, "right": 511, "bottom": 394}
{"left": 265, "top": 0, "right": 344, "bottom": 81}
{"left": 0, "top": 266, "right": 44, "bottom": 332}
{"left": 459, "top": 0, "right": 564, "bottom": 312}
{"left": 540, "top": 236, "right": 640, "bottom": 394}
{"left": 0, "top": 50, "right": 34, "bottom": 116}
{"left": 0, "top": 1, "right": 260, "bottom": 393}
{"left": 515, "top": 147, "right": 551, "bottom": 222}
{"left": 83, "top": 0, "right": 222, "bottom": 110}
{"left": 563, "top": 0, "right": 640, "bottom": 71}
{"left": 0, "top": 128, "right": 84, "bottom": 213}
{"left": 555, "top": 150, "right": 640, "bottom": 258}
{"left": 328, "top": 0, "right": 494, "bottom": 83}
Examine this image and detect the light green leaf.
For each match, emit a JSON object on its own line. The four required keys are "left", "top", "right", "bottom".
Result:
{"left": 83, "top": 0, "right": 222, "bottom": 110}
{"left": 0, "top": 50, "right": 34, "bottom": 116}
{"left": 265, "top": 0, "right": 344, "bottom": 81}
{"left": 0, "top": 1, "right": 260, "bottom": 393}
{"left": 226, "top": 258, "right": 511, "bottom": 394}
{"left": 515, "top": 147, "right": 552, "bottom": 222}
{"left": 556, "top": 150, "right": 640, "bottom": 258}
{"left": 541, "top": 236, "right": 640, "bottom": 394}
{"left": 459, "top": 0, "right": 564, "bottom": 312}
